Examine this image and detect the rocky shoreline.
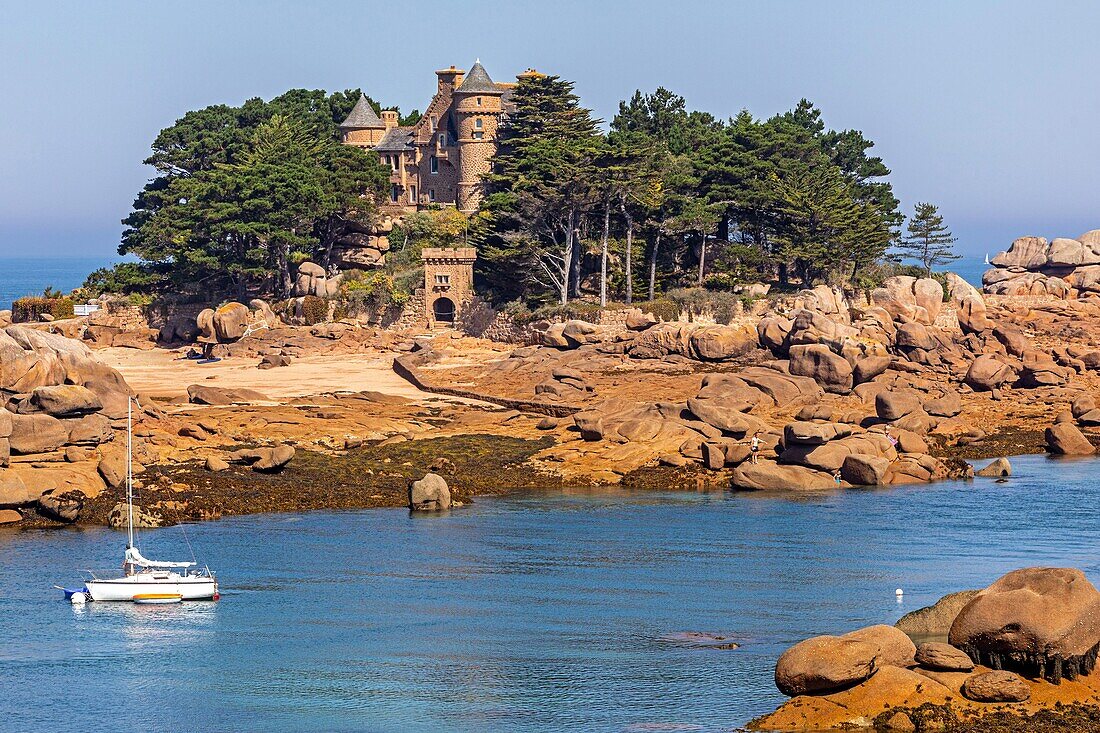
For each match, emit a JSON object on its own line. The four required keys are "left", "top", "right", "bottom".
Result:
{"left": 751, "top": 567, "right": 1100, "bottom": 732}
{"left": 4, "top": 258, "right": 1100, "bottom": 529}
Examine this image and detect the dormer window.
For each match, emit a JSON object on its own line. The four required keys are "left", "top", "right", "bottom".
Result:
{"left": 430, "top": 116, "right": 437, "bottom": 131}
{"left": 439, "top": 133, "right": 446, "bottom": 148}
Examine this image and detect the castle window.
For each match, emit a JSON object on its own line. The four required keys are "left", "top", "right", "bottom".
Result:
{"left": 472, "top": 132, "right": 484, "bottom": 140}
{"left": 430, "top": 155, "right": 438, "bottom": 174}
{"left": 435, "top": 273, "right": 451, "bottom": 286}
{"left": 390, "top": 184, "right": 399, "bottom": 203}
{"left": 429, "top": 189, "right": 436, "bottom": 202}
{"left": 475, "top": 118, "right": 483, "bottom": 129}
{"left": 430, "top": 116, "right": 437, "bottom": 131}
{"left": 476, "top": 97, "right": 482, "bottom": 106}
{"left": 439, "top": 133, "right": 446, "bottom": 148}
{"left": 409, "top": 185, "right": 417, "bottom": 203}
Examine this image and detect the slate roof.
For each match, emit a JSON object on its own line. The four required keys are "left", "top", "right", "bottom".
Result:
{"left": 456, "top": 61, "right": 503, "bottom": 94}
{"left": 339, "top": 94, "right": 385, "bottom": 129}
{"left": 374, "top": 126, "right": 415, "bottom": 152}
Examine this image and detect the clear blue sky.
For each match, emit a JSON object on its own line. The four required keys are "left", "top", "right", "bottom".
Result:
{"left": 2, "top": 0, "right": 1098, "bottom": 259}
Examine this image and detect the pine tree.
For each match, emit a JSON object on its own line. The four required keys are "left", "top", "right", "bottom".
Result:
{"left": 897, "top": 202, "right": 959, "bottom": 277}
{"left": 480, "top": 74, "right": 603, "bottom": 304}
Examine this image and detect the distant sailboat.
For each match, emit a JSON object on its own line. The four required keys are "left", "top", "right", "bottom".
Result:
{"left": 63, "top": 399, "right": 219, "bottom": 602}
{"left": 984, "top": 252, "right": 990, "bottom": 264}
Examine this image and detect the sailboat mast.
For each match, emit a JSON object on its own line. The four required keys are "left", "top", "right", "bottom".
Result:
{"left": 127, "top": 397, "right": 134, "bottom": 549}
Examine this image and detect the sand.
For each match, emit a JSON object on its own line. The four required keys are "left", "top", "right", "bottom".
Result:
{"left": 97, "top": 348, "right": 440, "bottom": 401}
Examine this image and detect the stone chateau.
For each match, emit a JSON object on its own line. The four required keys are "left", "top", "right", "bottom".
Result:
{"left": 339, "top": 60, "right": 540, "bottom": 215}
{"left": 334, "top": 61, "right": 539, "bottom": 325}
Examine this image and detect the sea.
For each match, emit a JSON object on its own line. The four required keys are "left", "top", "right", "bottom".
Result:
{"left": 1, "top": 453, "right": 1096, "bottom": 732}
{"left": 0, "top": 257, "right": 119, "bottom": 310}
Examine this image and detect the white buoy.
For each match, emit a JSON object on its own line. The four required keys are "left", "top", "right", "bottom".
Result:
{"left": 70, "top": 591, "right": 87, "bottom": 605}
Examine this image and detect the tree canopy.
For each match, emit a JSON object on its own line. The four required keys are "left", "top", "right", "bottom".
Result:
{"left": 102, "top": 75, "right": 925, "bottom": 311}
{"left": 102, "top": 89, "right": 389, "bottom": 298}
{"left": 896, "top": 202, "right": 959, "bottom": 276}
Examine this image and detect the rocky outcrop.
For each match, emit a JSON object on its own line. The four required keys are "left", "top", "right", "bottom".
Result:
{"left": 226, "top": 446, "right": 295, "bottom": 473}
{"left": 408, "top": 472, "right": 451, "bottom": 511}
{"left": 949, "top": 567, "right": 1100, "bottom": 683}
{"left": 1045, "top": 421, "right": 1095, "bottom": 455}
{"left": 187, "top": 385, "right": 270, "bottom": 405}
{"left": 774, "top": 635, "right": 879, "bottom": 696}
{"left": 757, "top": 568, "right": 1100, "bottom": 731}
{"left": 975, "top": 457, "right": 1011, "bottom": 477}
{"left": 983, "top": 231, "right": 1100, "bottom": 299}
{"left": 293, "top": 261, "right": 343, "bottom": 298}
{"left": 627, "top": 321, "right": 758, "bottom": 361}
{"left": 961, "top": 670, "right": 1030, "bottom": 702}
{"left": 915, "top": 642, "right": 974, "bottom": 672}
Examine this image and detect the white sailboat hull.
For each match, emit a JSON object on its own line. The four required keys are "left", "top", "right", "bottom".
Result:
{"left": 85, "top": 575, "right": 217, "bottom": 602}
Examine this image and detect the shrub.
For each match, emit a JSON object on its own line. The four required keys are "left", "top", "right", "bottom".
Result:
{"left": 12, "top": 296, "right": 75, "bottom": 322}
{"left": 637, "top": 298, "right": 681, "bottom": 323}
{"left": 667, "top": 287, "right": 744, "bottom": 324}
{"left": 301, "top": 295, "right": 328, "bottom": 325}
{"left": 703, "top": 272, "right": 739, "bottom": 292}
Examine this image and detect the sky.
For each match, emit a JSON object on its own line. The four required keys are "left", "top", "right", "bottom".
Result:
{"left": 1, "top": 0, "right": 1099, "bottom": 260}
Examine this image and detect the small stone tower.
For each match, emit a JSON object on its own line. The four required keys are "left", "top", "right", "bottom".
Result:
{"left": 421, "top": 247, "right": 476, "bottom": 326}
{"left": 338, "top": 94, "right": 387, "bottom": 147}
{"left": 453, "top": 60, "right": 503, "bottom": 213}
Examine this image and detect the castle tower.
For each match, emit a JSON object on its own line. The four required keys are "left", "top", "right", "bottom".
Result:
{"left": 338, "top": 94, "right": 387, "bottom": 147}
{"left": 452, "top": 60, "right": 504, "bottom": 213}
{"left": 421, "top": 247, "right": 476, "bottom": 326}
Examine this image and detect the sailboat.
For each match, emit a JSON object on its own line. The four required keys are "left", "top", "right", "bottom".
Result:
{"left": 66, "top": 399, "right": 218, "bottom": 602}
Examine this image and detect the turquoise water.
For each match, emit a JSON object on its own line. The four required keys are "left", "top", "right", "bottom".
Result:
{"left": 1, "top": 454, "right": 1097, "bottom": 732}
{"left": 0, "top": 257, "right": 118, "bottom": 310}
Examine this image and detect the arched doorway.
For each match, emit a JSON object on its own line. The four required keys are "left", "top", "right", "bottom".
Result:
{"left": 433, "top": 297, "right": 455, "bottom": 323}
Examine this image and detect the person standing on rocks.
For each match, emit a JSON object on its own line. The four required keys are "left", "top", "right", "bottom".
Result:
{"left": 751, "top": 435, "right": 760, "bottom": 464}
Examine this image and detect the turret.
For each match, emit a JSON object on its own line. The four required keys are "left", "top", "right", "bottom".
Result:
{"left": 452, "top": 60, "right": 504, "bottom": 213}
{"left": 338, "top": 94, "right": 386, "bottom": 147}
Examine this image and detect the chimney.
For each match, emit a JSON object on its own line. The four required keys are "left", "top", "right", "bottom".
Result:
{"left": 436, "top": 65, "right": 465, "bottom": 93}
{"left": 381, "top": 110, "right": 399, "bottom": 129}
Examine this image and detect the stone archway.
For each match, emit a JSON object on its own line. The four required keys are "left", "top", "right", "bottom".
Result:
{"left": 432, "top": 297, "right": 456, "bottom": 323}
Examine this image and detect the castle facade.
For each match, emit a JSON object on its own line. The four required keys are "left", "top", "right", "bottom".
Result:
{"left": 339, "top": 61, "right": 539, "bottom": 214}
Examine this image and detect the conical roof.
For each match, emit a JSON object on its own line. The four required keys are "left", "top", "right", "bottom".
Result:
{"left": 339, "top": 94, "right": 385, "bottom": 129}
{"left": 456, "top": 60, "right": 503, "bottom": 94}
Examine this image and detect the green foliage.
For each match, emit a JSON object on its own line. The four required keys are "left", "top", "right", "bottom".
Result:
{"left": 703, "top": 272, "right": 738, "bottom": 291}
{"left": 12, "top": 296, "right": 75, "bottom": 322}
{"left": 479, "top": 74, "right": 604, "bottom": 304}
{"left": 300, "top": 295, "right": 328, "bottom": 325}
{"left": 666, "top": 287, "right": 745, "bottom": 324}
{"left": 121, "top": 89, "right": 390, "bottom": 298}
{"left": 339, "top": 269, "right": 408, "bottom": 316}
{"left": 612, "top": 87, "right": 724, "bottom": 155}
{"left": 768, "top": 160, "right": 893, "bottom": 286}
{"left": 636, "top": 298, "right": 680, "bottom": 323}
{"left": 896, "top": 202, "right": 960, "bottom": 277}
{"left": 82, "top": 262, "right": 168, "bottom": 297}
